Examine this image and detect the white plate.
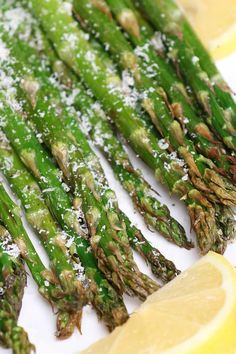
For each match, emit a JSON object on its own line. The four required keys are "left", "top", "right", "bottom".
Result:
{"left": 1, "top": 52, "right": 236, "bottom": 354}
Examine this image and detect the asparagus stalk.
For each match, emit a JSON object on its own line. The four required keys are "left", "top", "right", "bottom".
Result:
{"left": 0, "top": 182, "right": 86, "bottom": 338}
{"left": 0, "top": 130, "right": 129, "bottom": 331}
{"left": 134, "top": 0, "right": 236, "bottom": 151}
{"left": 28, "top": 93, "right": 159, "bottom": 298}
{"left": 72, "top": 0, "right": 236, "bottom": 206}
{"left": 104, "top": 0, "right": 236, "bottom": 181}
{"left": 120, "top": 212, "right": 180, "bottom": 282}
{"left": 52, "top": 82, "right": 184, "bottom": 285}
{"left": 0, "top": 5, "right": 162, "bottom": 297}
{"left": 40, "top": 59, "right": 182, "bottom": 281}
{"left": 0, "top": 224, "right": 34, "bottom": 354}
{"left": 23, "top": 0, "right": 234, "bottom": 253}
{"left": 35, "top": 30, "right": 234, "bottom": 253}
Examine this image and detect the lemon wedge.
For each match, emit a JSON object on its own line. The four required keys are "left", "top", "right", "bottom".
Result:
{"left": 81, "top": 252, "right": 236, "bottom": 354}
{"left": 178, "top": 0, "right": 236, "bottom": 59}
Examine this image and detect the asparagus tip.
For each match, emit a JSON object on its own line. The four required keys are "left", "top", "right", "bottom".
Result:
{"left": 188, "top": 203, "right": 218, "bottom": 254}
{"left": 56, "top": 311, "right": 82, "bottom": 339}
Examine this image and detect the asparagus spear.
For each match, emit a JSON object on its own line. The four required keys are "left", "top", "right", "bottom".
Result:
{"left": 72, "top": 0, "right": 236, "bottom": 205}
{"left": 51, "top": 49, "right": 235, "bottom": 253}
{"left": 134, "top": 0, "right": 236, "bottom": 150}
{"left": 0, "top": 224, "right": 34, "bottom": 354}
{"left": 22, "top": 0, "right": 234, "bottom": 253}
{"left": 103, "top": 0, "right": 236, "bottom": 181}
{"left": 0, "top": 130, "right": 129, "bottom": 331}
{"left": 1, "top": 86, "right": 158, "bottom": 301}
{"left": 37, "top": 49, "right": 183, "bottom": 280}
{"left": 0, "top": 6, "right": 162, "bottom": 291}
{"left": 0, "top": 182, "right": 86, "bottom": 338}
{"left": 120, "top": 212, "right": 180, "bottom": 282}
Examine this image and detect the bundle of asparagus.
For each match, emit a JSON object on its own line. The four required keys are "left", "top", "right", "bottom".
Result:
{"left": 1, "top": 4, "right": 187, "bottom": 298}
{"left": 20, "top": 0, "right": 235, "bottom": 254}
{"left": 0, "top": 224, "right": 34, "bottom": 354}
{"left": 0, "top": 0, "right": 235, "bottom": 351}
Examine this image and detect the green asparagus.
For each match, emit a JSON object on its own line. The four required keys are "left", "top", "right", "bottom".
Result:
{"left": 0, "top": 224, "right": 34, "bottom": 354}
{"left": 134, "top": 0, "right": 236, "bottom": 151}
{"left": 0, "top": 87, "right": 87, "bottom": 320}
{"left": 0, "top": 130, "right": 87, "bottom": 306}
{"left": 1, "top": 3, "right": 165, "bottom": 290}
{"left": 24, "top": 18, "right": 191, "bottom": 254}
{"left": 22, "top": 0, "right": 236, "bottom": 253}
{"left": 0, "top": 40, "right": 129, "bottom": 328}
{"left": 120, "top": 212, "right": 180, "bottom": 282}
{"left": 47, "top": 59, "right": 182, "bottom": 279}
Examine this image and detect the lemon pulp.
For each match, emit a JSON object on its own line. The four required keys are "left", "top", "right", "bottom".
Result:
{"left": 177, "top": 0, "right": 236, "bottom": 59}
{"left": 81, "top": 252, "right": 236, "bottom": 354}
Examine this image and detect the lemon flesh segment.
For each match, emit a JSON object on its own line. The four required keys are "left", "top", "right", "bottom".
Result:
{"left": 178, "top": 0, "right": 236, "bottom": 59}
{"left": 80, "top": 327, "right": 122, "bottom": 354}
{"left": 209, "top": 24, "right": 236, "bottom": 60}
{"left": 81, "top": 252, "right": 236, "bottom": 354}
{"left": 144, "top": 255, "right": 225, "bottom": 305}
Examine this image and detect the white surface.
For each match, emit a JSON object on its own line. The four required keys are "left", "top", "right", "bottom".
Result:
{"left": 1, "top": 52, "right": 236, "bottom": 354}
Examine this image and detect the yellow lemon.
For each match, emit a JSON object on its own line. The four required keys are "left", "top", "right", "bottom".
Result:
{"left": 81, "top": 252, "right": 236, "bottom": 354}
{"left": 178, "top": 0, "right": 236, "bottom": 59}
